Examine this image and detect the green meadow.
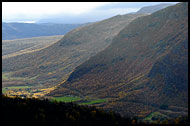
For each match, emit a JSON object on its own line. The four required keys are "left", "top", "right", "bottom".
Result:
{"left": 2, "top": 86, "right": 33, "bottom": 93}
{"left": 51, "top": 96, "right": 81, "bottom": 102}
{"left": 80, "top": 99, "right": 107, "bottom": 105}
{"left": 2, "top": 72, "right": 38, "bottom": 81}
{"left": 143, "top": 112, "right": 168, "bottom": 122}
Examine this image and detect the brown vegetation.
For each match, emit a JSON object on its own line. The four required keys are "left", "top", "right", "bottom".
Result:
{"left": 50, "top": 3, "right": 188, "bottom": 119}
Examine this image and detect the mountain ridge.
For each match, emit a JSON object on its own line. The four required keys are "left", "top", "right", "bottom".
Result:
{"left": 136, "top": 3, "right": 174, "bottom": 14}
{"left": 50, "top": 2, "right": 188, "bottom": 118}
{"left": 2, "top": 13, "right": 146, "bottom": 91}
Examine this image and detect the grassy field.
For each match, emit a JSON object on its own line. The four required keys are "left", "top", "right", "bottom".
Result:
{"left": 143, "top": 112, "right": 168, "bottom": 122}
{"left": 2, "top": 73, "right": 9, "bottom": 80}
{"left": 2, "top": 72, "right": 38, "bottom": 81}
{"left": 2, "top": 86, "right": 33, "bottom": 94}
{"left": 51, "top": 96, "right": 107, "bottom": 105}
{"left": 51, "top": 96, "right": 81, "bottom": 103}
{"left": 80, "top": 99, "right": 107, "bottom": 105}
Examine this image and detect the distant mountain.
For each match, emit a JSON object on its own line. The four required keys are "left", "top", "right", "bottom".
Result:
{"left": 2, "top": 13, "right": 146, "bottom": 89}
{"left": 36, "top": 15, "right": 98, "bottom": 24}
{"left": 2, "top": 22, "right": 84, "bottom": 40}
{"left": 51, "top": 2, "right": 188, "bottom": 119}
{"left": 136, "top": 3, "right": 174, "bottom": 14}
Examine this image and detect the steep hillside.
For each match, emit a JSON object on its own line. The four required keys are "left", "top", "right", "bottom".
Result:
{"left": 2, "top": 13, "right": 146, "bottom": 92}
{"left": 50, "top": 3, "right": 188, "bottom": 119}
{"left": 2, "top": 22, "right": 84, "bottom": 40}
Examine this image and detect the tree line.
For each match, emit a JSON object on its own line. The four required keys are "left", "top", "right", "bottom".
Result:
{"left": 2, "top": 95, "right": 188, "bottom": 125}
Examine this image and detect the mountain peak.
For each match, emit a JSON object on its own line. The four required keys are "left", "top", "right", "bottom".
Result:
{"left": 136, "top": 3, "right": 175, "bottom": 14}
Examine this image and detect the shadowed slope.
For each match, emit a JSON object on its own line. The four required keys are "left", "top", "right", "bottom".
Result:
{"left": 51, "top": 3, "right": 188, "bottom": 118}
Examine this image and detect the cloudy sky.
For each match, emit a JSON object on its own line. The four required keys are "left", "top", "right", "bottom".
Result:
{"left": 2, "top": 2, "right": 178, "bottom": 23}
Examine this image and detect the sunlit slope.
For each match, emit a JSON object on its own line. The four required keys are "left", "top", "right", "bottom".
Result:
{"left": 51, "top": 3, "right": 188, "bottom": 118}
{"left": 2, "top": 13, "right": 145, "bottom": 88}
{"left": 2, "top": 35, "right": 63, "bottom": 59}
